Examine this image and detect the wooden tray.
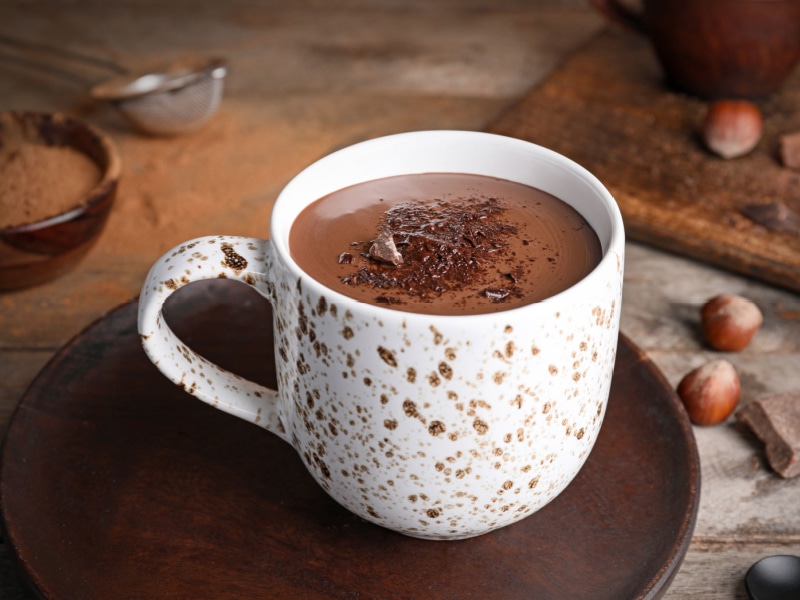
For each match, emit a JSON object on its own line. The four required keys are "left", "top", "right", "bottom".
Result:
{"left": 489, "top": 28, "right": 800, "bottom": 293}
{"left": 0, "top": 280, "right": 699, "bottom": 600}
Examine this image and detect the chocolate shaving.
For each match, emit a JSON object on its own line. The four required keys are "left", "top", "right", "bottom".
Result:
{"left": 741, "top": 201, "right": 800, "bottom": 235}
{"left": 736, "top": 390, "right": 800, "bottom": 478}
{"left": 483, "top": 288, "right": 511, "bottom": 302}
{"left": 369, "top": 227, "right": 404, "bottom": 266}
{"left": 338, "top": 252, "right": 354, "bottom": 264}
{"left": 506, "top": 267, "right": 523, "bottom": 283}
{"left": 339, "top": 197, "right": 523, "bottom": 302}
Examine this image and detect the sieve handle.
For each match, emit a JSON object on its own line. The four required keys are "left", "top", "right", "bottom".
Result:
{"left": 137, "top": 235, "right": 289, "bottom": 442}
{"left": 0, "top": 33, "right": 128, "bottom": 75}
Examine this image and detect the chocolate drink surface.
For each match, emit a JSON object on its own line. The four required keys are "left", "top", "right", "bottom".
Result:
{"left": 289, "top": 173, "right": 602, "bottom": 315}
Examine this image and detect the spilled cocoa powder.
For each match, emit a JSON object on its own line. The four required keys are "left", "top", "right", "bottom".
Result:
{"left": 91, "top": 107, "right": 317, "bottom": 261}
{"left": 0, "top": 142, "right": 102, "bottom": 229}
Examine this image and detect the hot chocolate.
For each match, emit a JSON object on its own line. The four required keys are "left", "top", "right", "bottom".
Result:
{"left": 139, "top": 130, "right": 625, "bottom": 540}
{"left": 289, "top": 173, "right": 601, "bottom": 315}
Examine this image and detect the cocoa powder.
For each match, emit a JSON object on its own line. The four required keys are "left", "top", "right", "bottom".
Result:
{"left": 96, "top": 107, "right": 316, "bottom": 261}
{"left": 0, "top": 142, "right": 102, "bottom": 229}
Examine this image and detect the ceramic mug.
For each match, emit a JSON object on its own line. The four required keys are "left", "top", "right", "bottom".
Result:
{"left": 137, "top": 130, "right": 625, "bottom": 540}
{"left": 590, "top": 0, "right": 800, "bottom": 99}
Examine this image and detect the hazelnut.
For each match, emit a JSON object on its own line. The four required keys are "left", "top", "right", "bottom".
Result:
{"left": 677, "top": 359, "right": 741, "bottom": 426}
{"left": 701, "top": 294, "right": 763, "bottom": 351}
{"left": 702, "top": 100, "right": 763, "bottom": 159}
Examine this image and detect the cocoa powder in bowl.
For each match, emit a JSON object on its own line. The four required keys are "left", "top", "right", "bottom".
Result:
{"left": 0, "top": 142, "right": 102, "bottom": 229}
{"left": 0, "top": 111, "right": 121, "bottom": 290}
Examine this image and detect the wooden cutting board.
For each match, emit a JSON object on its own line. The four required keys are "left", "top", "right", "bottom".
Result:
{"left": 488, "top": 28, "right": 800, "bottom": 294}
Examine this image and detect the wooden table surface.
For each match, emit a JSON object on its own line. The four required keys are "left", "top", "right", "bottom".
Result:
{"left": 1, "top": 1, "right": 799, "bottom": 598}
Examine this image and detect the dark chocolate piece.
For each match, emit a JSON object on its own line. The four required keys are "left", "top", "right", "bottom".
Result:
{"left": 741, "top": 202, "right": 800, "bottom": 235}
{"left": 736, "top": 390, "right": 800, "bottom": 478}
{"left": 484, "top": 288, "right": 510, "bottom": 302}
{"left": 368, "top": 227, "right": 404, "bottom": 266}
{"left": 780, "top": 131, "right": 800, "bottom": 170}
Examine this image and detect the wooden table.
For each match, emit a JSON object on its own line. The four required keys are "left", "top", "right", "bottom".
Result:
{"left": 1, "top": 2, "right": 799, "bottom": 598}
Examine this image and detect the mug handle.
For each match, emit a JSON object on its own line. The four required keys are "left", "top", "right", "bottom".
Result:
{"left": 137, "top": 235, "right": 289, "bottom": 442}
{"left": 589, "top": 0, "right": 646, "bottom": 33}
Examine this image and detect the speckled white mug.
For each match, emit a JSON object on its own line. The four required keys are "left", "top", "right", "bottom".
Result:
{"left": 138, "top": 130, "right": 625, "bottom": 540}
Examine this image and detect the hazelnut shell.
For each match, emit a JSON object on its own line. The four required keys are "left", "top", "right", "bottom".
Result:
{"left": 677, "top": 359, "right": 741, "bottom": 426}
{"left": 701, "top": 294, "right": 763, "bottom": 352}
{"left": 702, "top": 100, "right": 763, "bottom": 159}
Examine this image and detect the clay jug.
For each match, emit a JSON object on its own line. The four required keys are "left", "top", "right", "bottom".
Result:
{"left": 590, "top": 0, "right": 800, "bottom": 99}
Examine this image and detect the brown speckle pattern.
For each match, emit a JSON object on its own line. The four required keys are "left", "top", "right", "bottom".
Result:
{"left": 377, "top": 346, "right": 397, "bottom": 367}
{"left": 428, "top": 421, "right": 446, "bottom": 436}
{"left": 220, "top": 243, "right": 248, "bottom": 272}
{"left": 473, "top": 418, "right": 489, "bottom": 434}
{"left": 438, "top": 362, "right": 453, "bottom": 380}
{"left": 139, "top": 231, "right": 624, "bottom": 541}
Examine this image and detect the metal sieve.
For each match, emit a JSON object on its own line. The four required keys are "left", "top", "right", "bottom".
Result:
{"left": 89, "top": 57, "right": 227, "bottom": 136}
{"left": 0, "top": 33, "right": 227, "bottom": 136}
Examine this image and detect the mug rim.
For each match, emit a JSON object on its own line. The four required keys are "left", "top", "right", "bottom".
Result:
{"left": 270, "top": 130, "right": 625, "bottom": 320}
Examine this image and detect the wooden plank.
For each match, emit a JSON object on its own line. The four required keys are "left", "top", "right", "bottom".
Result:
{"left": 489, "top": 28, "right": 800, "bottom": 294}
{"left": 665, "top": 541, "right": 800, "bottom": 599}
{"left": 620, "top": 241, "right": 800, "bottom": 545}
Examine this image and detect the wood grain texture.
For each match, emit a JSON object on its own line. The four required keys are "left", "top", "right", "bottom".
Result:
{"left": 488, "top": 28, "right": 800, "bottom": 293}
{"left": 667, "top": 541, "right": 800, "bottom": 599}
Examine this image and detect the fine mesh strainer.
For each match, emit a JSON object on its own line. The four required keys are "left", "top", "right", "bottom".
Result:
{"left": 0, "top": 33, "right": 227, "bottom": 136}
{"left": 90, "top": 57, "right": 227, "bottom": 136}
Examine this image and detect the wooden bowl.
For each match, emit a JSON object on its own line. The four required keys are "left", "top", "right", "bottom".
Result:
{"left": 0, "top": 112, "right": 121, "bottom": 291}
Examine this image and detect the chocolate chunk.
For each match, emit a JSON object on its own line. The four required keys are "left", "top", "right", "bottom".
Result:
{"left": 736, "top": 390, "right": 800, "bottom": 478}
{"left": 484, "top": 288, "right": 510, "bottom": 302}
{"left": 506, "top": 267, "right": 523, "bottom": 283}
{"left": 780, "top": 131, "right": 800, "bottom": 170}
{"left": 369, "top": 227, "right": 404, "bottom": 266}
{"left": 338, "top": 252, "right": 354, "bottom": 264}
{"left": 741, "top": 202, "right": 800, "bottom": 235}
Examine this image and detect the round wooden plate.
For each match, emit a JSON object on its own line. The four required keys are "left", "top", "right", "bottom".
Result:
{"left": 0, "top": 280, "right": 699, "bottom": 600}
